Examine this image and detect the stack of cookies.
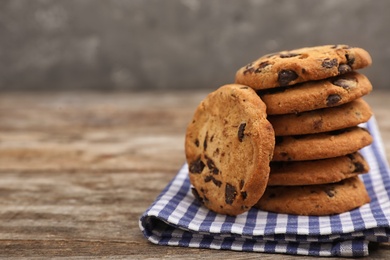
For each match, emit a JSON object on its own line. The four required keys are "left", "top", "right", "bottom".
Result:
{"left": 185, "top": 44, "right": 374, "bottom": 216}
{"left": 235, "top": 45, "right": 373, "bottom": 215}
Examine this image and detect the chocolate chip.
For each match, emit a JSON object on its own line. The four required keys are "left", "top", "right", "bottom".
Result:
{"left": 278, "top": 70, "right": 298, "bottom": 86}
{"left": 206, "top": 156, "right": 219, "bottom": 175}
{"left": 259, "top": 61, "right": 271, "bottom": 68}
{"left": 332, "top": 78, "right": 353, "bottom": 89}
{"left": 191, "top": 188, "right": 204, "bottom": 204}
{"left": 195, "top": 139, "right": 199, "bottom": 147}
{"left": 280, "top": 53, "right": 300, "bottom": 58}
{"left": 325, "top": 188, "right": 335, "bottom": 198}
{"left": 238, "top": 123, "right": 246, "bottom": 142}
{"left": 353, "top": 162, "right": 365, "bottom": 173}
{"left": 322, "top": 58, "right": 338, "bottom": 68}
{"left": 210, "top": 135, "right": 214, "bottom": 142}
{"left": 338, "top": 64, "right": 352, "bottom": 74}
{"left": 189, "top": 157, "right": 205, "bottom": 174}
{"left": 301, "top": 68, "right": 307, "bottom": 74}
{"left": 345, "top": 53, "right": 355, "bottom": 66}
{"left": 347, "top": 153, "right": 355, "bottom": 160}
{"left": 239, "top": 182, "right": 248, "bottom": 200}
{"left": 243, "top": 63, "right": 255, "bottom": 75}
{"left": 204, "top": 175, "right": 212, "bottom": 182}
{"left": 203, "top": 132, "right": 208, "bottom": 151}
{"left": 225, "top": 183, "right": 237, "bottom": 205}
{"left": 213, "top": 178, "right": 222, "bottom": 187}
{"left": 204, "top": 175, "right": 222, "bottom": 187}
{"left": 255, "top": 61, "right": 271, "bottom": 73}
{"left": 326, "top": 94, "right": 342, "bottom": 106}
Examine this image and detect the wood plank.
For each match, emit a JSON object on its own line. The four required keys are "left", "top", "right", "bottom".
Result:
{"left": 0, "top": 169, "right": 323, "bottom": 259}
{"left": 0, "top": 91, "right": 206, "bottom": 173}
{"left": 1, "top": 239, "right": 388, "bottom": 259}
{"left": 0, "top": 91, "right": 389, "bottom": 259}
{"left": 365, "top": 91, "right": 390, "bottom": 158}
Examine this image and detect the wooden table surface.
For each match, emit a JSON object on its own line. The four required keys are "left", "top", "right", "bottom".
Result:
{"left": 0, "top": 90, "right": 389, "bottom": 259}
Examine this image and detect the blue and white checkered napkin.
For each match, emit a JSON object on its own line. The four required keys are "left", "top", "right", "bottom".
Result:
{"left": 139, "top": 118, "right": 390, "bottom": 257}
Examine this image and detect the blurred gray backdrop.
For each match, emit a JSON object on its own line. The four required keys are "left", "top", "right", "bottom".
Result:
{"left": 1, "top": 0, "right": 389, "bottom": 91}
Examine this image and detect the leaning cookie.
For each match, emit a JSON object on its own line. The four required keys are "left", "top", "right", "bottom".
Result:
{"left": 185, "top": 84, "right": 275, "bottom": 216}
{"left": 268, "top": 98, "right": 372, "bottom": 136}
{"left": 255, "top": 176, "right": 371, "bottom": 215}
{"left": 273, "top": 127, "right": 372, "bottom": 161}
{"left": 268, "top": 152, "right": 369, "bottom": 186}
{"left": 235, "top": 44, "right": 372, "bottom": 90}
{"left": 259, "top": 72, "right": 372, "bottom": 115}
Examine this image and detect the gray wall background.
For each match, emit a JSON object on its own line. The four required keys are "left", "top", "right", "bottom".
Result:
{"left": 1, "top": 0, "right": 389, "bottom": 91}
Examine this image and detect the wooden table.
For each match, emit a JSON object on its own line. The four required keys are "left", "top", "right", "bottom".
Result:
{"left": 0, "top": 90, "right": 389, "bottom": 259}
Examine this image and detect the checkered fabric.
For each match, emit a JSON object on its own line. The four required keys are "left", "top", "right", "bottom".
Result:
{"left": 139, "top": 118, "right": 390, "bottom": 257}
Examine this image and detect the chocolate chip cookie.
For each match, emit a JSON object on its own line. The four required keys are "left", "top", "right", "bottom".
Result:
{"left": 259, "top": 72, "right": 372, "bottom": 115}
{"left": 268, "top": 152, "right": 369, "bottom": 186}
{"left": 255, "top": 176, "right": 370, "bottom": 215}
{"left": 273, "top": 127, "right": 372, "bottom": 161}
{"left": 268, "top": 98, "right": 372, "bottom": 136}
{"left": 235, "top": 44, "right": 372, "bottom": 90}
{"left": 185, "top": 84, "right": 275, "bottom": 216}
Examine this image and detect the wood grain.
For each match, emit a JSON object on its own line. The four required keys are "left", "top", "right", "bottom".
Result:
{"left": 0, "top": 90, "right": 389, "bottom": 259}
